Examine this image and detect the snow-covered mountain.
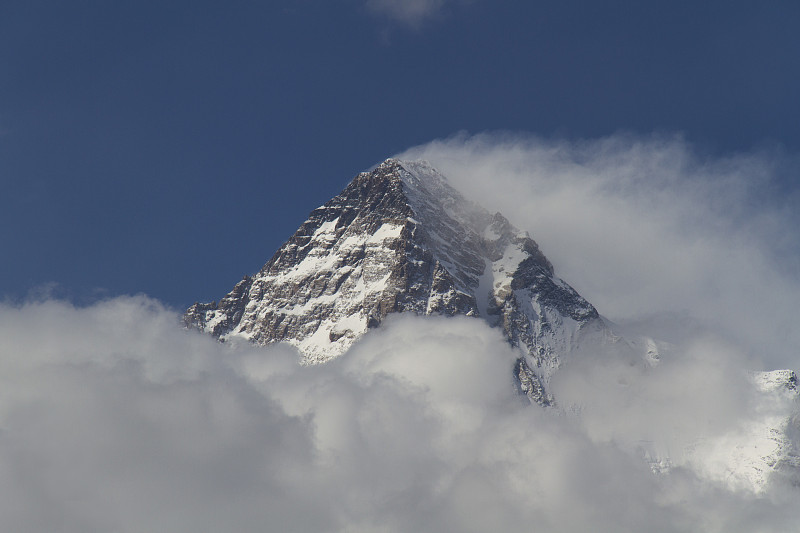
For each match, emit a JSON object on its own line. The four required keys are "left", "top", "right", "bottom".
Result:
{"left": 186, "top": 157, "right": 799, "bottom": 491}
{"left": 185, "top": 159, "right": 603, "bottom": 403}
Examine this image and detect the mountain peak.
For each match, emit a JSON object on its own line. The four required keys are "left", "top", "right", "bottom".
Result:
{"left": 186, "top": 159, "right": 599, "bottom": 402}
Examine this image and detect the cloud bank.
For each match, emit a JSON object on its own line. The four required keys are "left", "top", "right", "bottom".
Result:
{"left": 2, "top": 133, "right": 799, "bottom": 531}
{"left": 399, "top": 133, "right": 800, "bottom": 369}
{"left": 0, "top": 295, "right": 798, "bottom": 532}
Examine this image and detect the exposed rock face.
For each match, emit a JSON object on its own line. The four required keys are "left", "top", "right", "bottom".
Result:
{"left": 185, "top": 159, "right": 601, "bottom": 402}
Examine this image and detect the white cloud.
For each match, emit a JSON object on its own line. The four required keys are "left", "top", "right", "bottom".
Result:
{"left": 398, "top": 132, "right": 800, "bottom": 369}
{"left": 2, "top": 131, "right": 799, "bottom": 531}
{"left": 0, "top": 296, "right": 798, "bottom": 531}
{"left": 365, "top": 0, "right": 469, "bottom": 26}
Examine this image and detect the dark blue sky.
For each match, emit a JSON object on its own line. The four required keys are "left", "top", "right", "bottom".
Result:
{"left": 2, "top": 0, "right": 799, "bottom": 308}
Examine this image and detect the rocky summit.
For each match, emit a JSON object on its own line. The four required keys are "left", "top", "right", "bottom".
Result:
{"left": 185, "top": 158, "right": 605, "bottom": 403}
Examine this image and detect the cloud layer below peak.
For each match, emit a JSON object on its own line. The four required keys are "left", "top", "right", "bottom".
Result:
{"left": 0, "top": 295, "right": 798, "bottom": 532}
{"left": 2, "top": 132, "right": 799, "bottom": 531}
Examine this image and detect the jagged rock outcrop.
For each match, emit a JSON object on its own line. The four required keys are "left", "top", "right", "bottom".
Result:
{"left": 185, "top": 159, "right": 602, "bottom": 403}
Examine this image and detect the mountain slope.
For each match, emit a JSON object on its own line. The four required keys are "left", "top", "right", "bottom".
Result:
{"left": 185, "top": 159, "right": 602, "bottom": 402}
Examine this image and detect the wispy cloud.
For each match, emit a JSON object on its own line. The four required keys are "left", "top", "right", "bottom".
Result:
{"left": 399, "top": 132, "right": 800, "bottom": 369}
{"left": 365, "top": 0, "right": 469, "bottom": 26}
